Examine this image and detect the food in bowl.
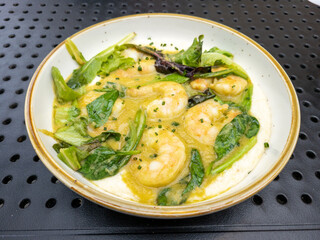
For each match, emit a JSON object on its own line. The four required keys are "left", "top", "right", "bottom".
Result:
{"left": 45, "top": 33, "right": 271, "bottom": 206}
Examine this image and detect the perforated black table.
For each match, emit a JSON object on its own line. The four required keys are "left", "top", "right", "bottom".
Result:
{"left": 0, "top": 0, "right": 319, "bottom": 239}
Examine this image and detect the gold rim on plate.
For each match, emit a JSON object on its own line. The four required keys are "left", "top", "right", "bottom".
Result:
{"left": 25, "top": 13, "right": 300, "bottom": 218}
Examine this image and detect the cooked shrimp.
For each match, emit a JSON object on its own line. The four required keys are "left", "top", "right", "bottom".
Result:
{"left": 87, "top": 98, "right": 127, "bottom": 137}
{"left": 127, "top": 82, "right": 188, "bottom": 120}
{"left": 110, "top": 99, "right": 124, "bottom": 118}
{"left": 130, "top": 128, "right": 186, "bottom": 187}
{"left": 190, "top": 78, "right": 213, "bottom": 91}
{"left": 116, "top": 59, "right": 156, "bottom": 77}
{"left": 211, "top": 75, "right": 247, "bottom": 96}
{"left": 122, "top": 48, "right": 145, "bottom": 62}
{"left": 184, "top": 99, "right": 240, "bottom": 145}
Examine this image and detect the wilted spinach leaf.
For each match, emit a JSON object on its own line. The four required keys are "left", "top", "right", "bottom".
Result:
{"left": 99, "top": 50, "right": 135, "bottom": 75}
{"left": 86, "top": 89, "right": 119, "bottom": 127}
{"left": 87, "top": 130, "right": 121, "bottom": 143}
{"left": 169, "top": 35, "right": 204, "bottom": 67}
{"left": 79, "top": 109, "right": 146, "bottom": 180}
{"left": 214, "top": 113, "right": 259, "bottom": 160}
{"left": 209, "top": 135, "right": 257, "bottom": 175}
{"left": 183, "top": 149, "right": 205, "bottom": 195}
{"left": 153, "top": 73, "right": 190, "bottom": 84}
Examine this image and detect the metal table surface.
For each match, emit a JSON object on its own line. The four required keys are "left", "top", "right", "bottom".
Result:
{"left": 0, "top": 0, "right": 319, "bottom": 239}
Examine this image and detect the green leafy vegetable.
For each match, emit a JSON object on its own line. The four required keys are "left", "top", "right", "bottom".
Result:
{"left": 86, "top": 130, "right": 121, "bottom": 143}
{"left": 182, "top": 149, "right": 205, "bottom": 195}
{"left": 214, "top": 113, "right": 260, "bottom": 161}
{"left": 159, "top": 73, "right": 189, "bottom": 83}
{"left": 51, "top": 66, "right": 83, "bottom": 102}
{"left": 239, "top": 84, "right": 253, "bottom": 112}
{"left": 54, "top": 118, "right": 90, "bottom": 146}
{"left": 86, "top": 89, "right": 119, "bottom": 127}
{"left": 99, "top": 49, "right": 135, "bottom": 75}
{"left": 200, "top": 52, "right": 248, "bottom": 79}
{"left": 188, "top": 89, "right": 216, "bottom": 108}
{"left": 169, "top": 35, "right": 204, "bottom": 67}
{"left": 53, "top": 141, "right": 71, "bottom": 153}
{"left": 193, "top": 68, "right": 233, "bottom": 79}
{"left": 54, "top": 106, "right": 80, "bottom": 127}
{"left": 79, "top": 109, "right": 146, "bottom": 180}
{"left": 58, "top": 146, "right": 81, "bottom": 170}
{"left": 157, "top": 188, "right": 171, "bottom": 206}
{"left": 157, "top": 149, "right": 204, "bottom": 206}
{"left": 94, "top": 81, "right": 126, "bottom": 98}
{"left": 205, "top": 47, "right": 234, "bottom": 58}
{"left": 153, "top": 73, "right": 190, "bottom": 84}
{"left": 65, "top": 38, "right": 87, "bottom": 65}
{"left": 67, "top": 33, "right": 136, "bottom": 89}
{"left": 210, "top": 136, "right": 257, "bottom": 175}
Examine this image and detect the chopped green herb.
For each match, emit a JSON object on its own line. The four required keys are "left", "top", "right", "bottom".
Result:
{"left": 133, "top": 157, "right": 137, "bottom": 160}
{"left": 171, "top": 129, "right": 176, "bottom": 133}
{"left": 103, "top": 127, "right": 107, "bottom": 130}
{"left": 141, "top": 143, "right": 144, "bottom": 147}
{"left": 112, "top": 117, "right": 117, "bottom": 120}
{"left": 232, "top": 85, "right": 235, "bottom": 88}
{"left": 145, "top": 57, "right": 149, "bottom": 60}
{"left": 162, "top": 101, "right": 166, "bottom": 105}
{"left": 200, "top": 118, "right": 204, "bottom": 123}
{"left": 171, "top": 121, "right": 180, "bottom": 127}
{"left": 115, "top": 77, "right": 120, "bottom": 80}
{"left": 138, "top": 165, "right": 142, "bottom": 170}
{"left": 153, "top": 107, "right": 159, "bottom": 112}
{"left": 149, "top": 153, "right": 158, "bottom": 158}
{"left": 139, "top": 158, "right": 142, "bottom": 162}
{"left": 158, "top": 125, "right": 162, "bottom": 128}
{"left": 174, "top": 47, "right": 178, "bottom": 50}
{"left": 264, "top": 142, "right": 269, "bottom": 148}
{"left": 149, "top": 42, "right": 154, "bottom": 46}
{"left": 147, "top": 37, "right": 151, "bottom": 40}
{"left": 155, "top": 132, "right": 158, "bottom": 136}
{"left": 137, "top": 66, "right": 142, "bottom": 71}
{"left": 96, "top": 82, "right": 101, "bottom": 86}
{"left": 137, "top": 85, "right": 141, "bottom": 89}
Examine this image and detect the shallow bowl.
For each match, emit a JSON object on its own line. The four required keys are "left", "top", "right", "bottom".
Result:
{"left": 25, "top": 14, "right": 300, "bottom": 218}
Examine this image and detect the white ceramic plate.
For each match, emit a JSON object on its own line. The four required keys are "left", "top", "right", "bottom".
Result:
{"left": 25, "top": 14, "right": 300, "bottom": 218}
